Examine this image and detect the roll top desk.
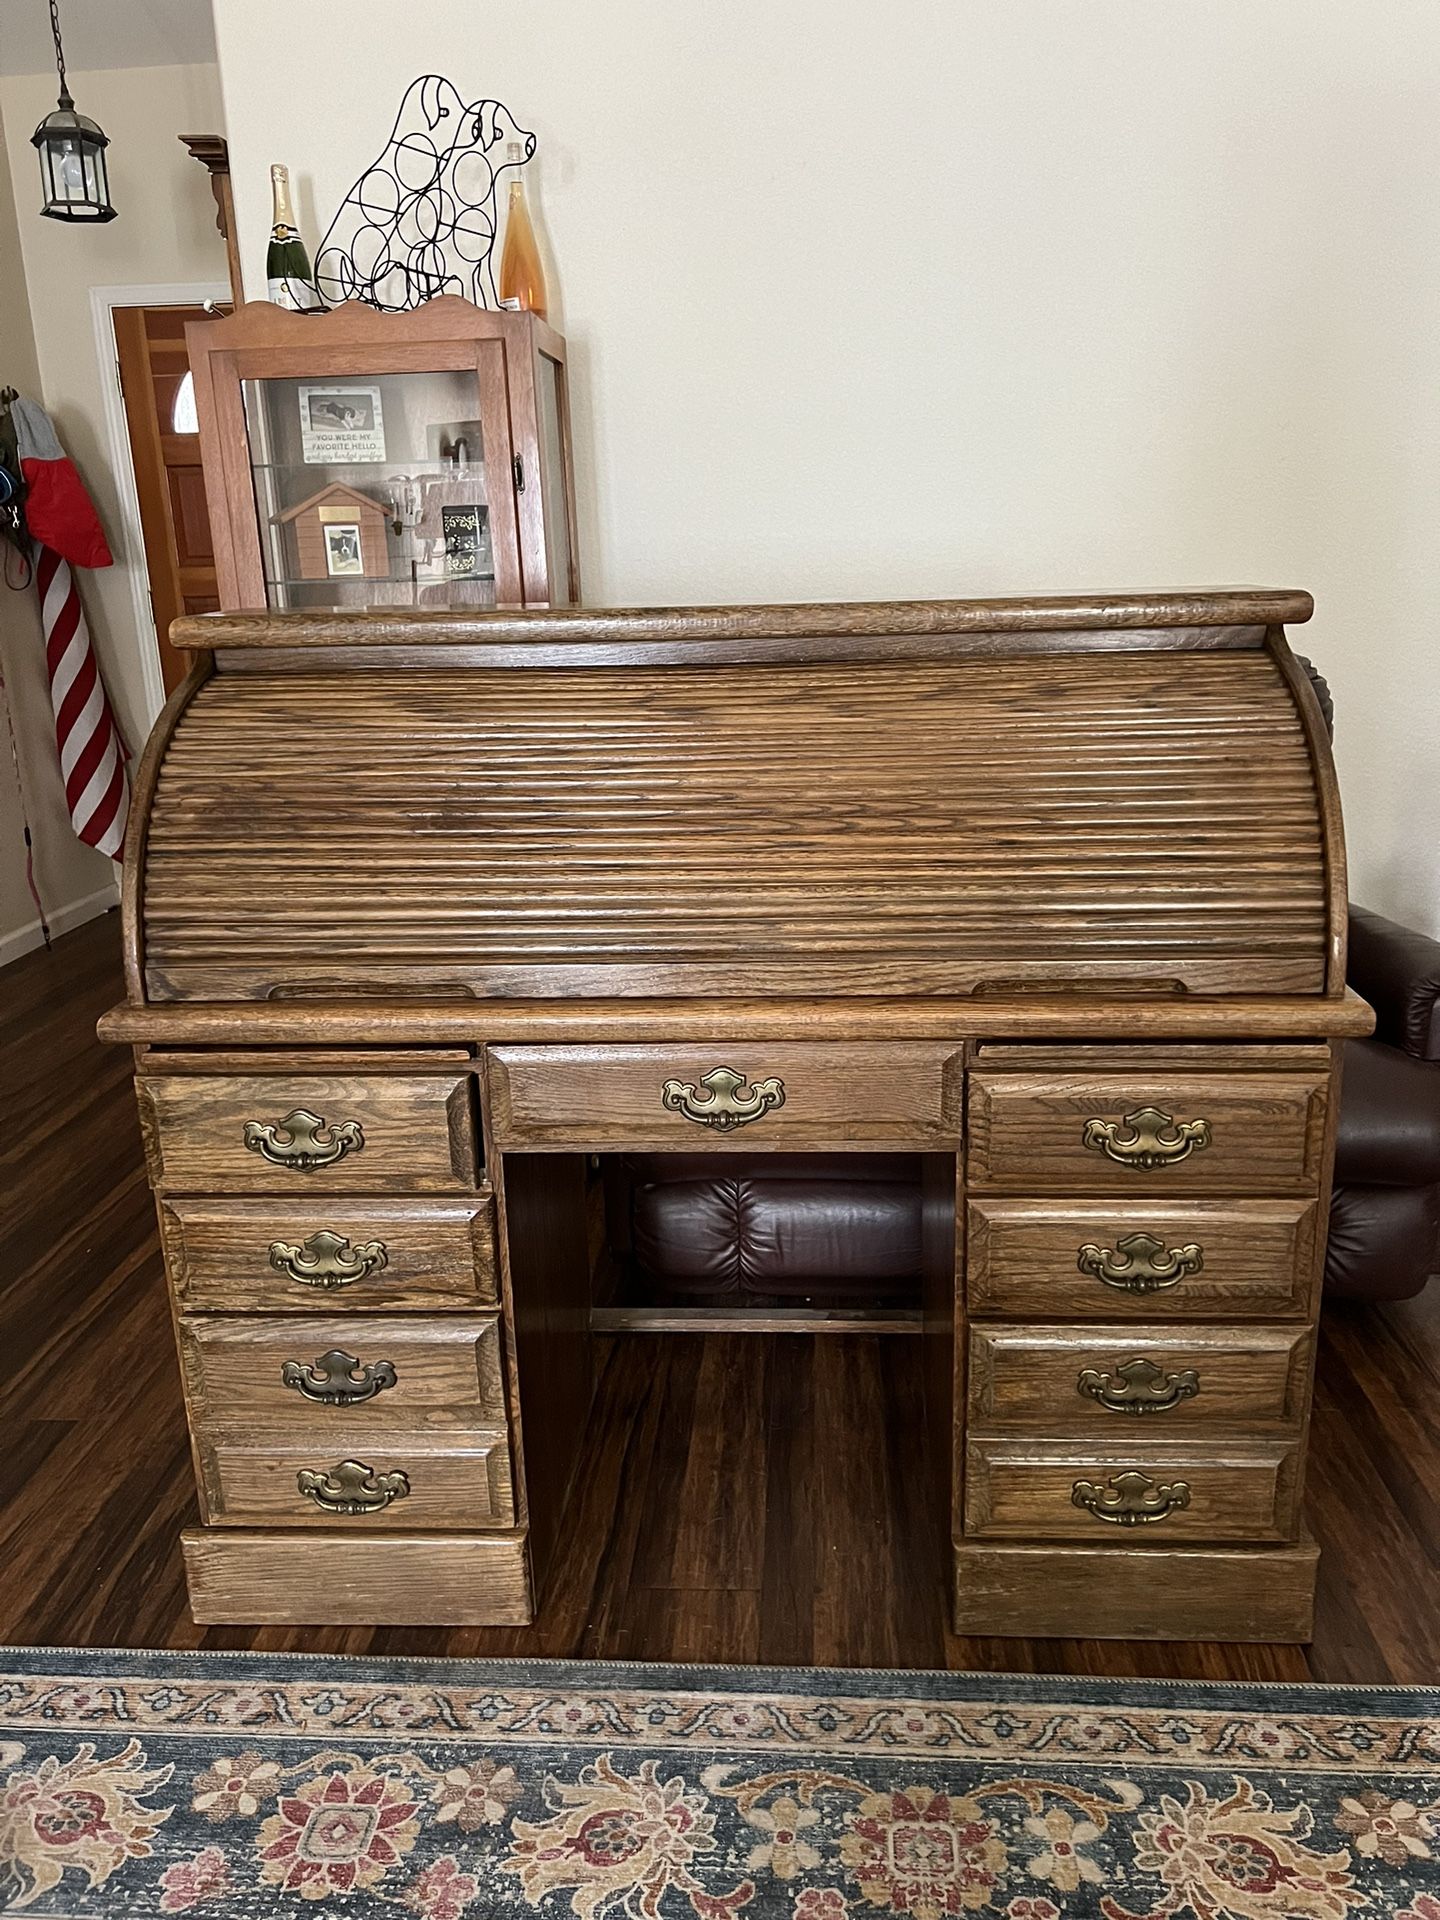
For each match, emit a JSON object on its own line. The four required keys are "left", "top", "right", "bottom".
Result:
{"left": 101, "top": 591, "right": 1371, "bottom": 1642}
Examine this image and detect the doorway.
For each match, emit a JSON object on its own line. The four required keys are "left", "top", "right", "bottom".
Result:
{"left": 111, "top": 303, "right": 229, "bottom": 698}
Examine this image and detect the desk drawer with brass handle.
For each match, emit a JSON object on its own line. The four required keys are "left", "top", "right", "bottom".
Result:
{"left": 486, "top": 1043, "right": 963, "bottom": 1149}
{"left": 158, "top": 1198, "right": 498, "bottom": 1310}
{"left": 197, "top": 1430, "right": 514, "bottom": 1528}
{"left": 963, "top": 1437, "right": 1301, "bottom": 1543}
{"left": 138, "top": 1072, "right": 479, "bottom": 1194}
{"left": 967, "top": 1324, "right": 1313, "bottom": 1433}
{"left": 179, "top": 1314, "right": 508, "bottom": 1429}
{"left": 966, "top": 1198, "right": 1319, "bottom": 1319}
{"left": 967, "top": 1070, "right": 1326, "bottom": 1195}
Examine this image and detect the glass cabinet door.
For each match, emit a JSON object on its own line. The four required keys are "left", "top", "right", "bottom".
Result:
{"left": 240, "top": 360, "right": 519, "bottom": 611}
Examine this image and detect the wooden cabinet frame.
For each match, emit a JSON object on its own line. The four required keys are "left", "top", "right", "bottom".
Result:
{"left": 186, "top": 296, "right": 579, "bottom": 611}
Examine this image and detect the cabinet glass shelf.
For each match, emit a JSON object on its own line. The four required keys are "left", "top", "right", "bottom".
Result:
{"left": 242, "top": 366, "right": 494, "bottom": 614}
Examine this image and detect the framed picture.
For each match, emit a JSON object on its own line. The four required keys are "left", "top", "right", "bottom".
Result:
{"left": 441, "top": 503, "right": 491, "bottom": 578}
{"left": 323, "top": 522, "right": 365, "bottom": 577}
{"left": 298, "top": 384, "right": 386, "bottom": 464}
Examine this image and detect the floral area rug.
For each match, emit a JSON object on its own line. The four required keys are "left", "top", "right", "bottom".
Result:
{"left": 0, "top": 1650, "right": 1436, "bottom": 1918}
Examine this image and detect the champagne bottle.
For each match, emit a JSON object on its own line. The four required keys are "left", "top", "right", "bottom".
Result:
{"left": 266, "top": 163, "right": 316, "bottom": 310}
{"left": 498, "top": 143, "right": 547, "bottom": 319}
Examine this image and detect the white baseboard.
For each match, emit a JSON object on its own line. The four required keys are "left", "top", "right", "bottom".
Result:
{"left": 0, "top": 882, "right": 120, "bottom": 970}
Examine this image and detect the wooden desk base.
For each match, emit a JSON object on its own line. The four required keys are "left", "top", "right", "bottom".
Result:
{"left": 129, "top": 1033, "right": 1343, "bottom": 1644}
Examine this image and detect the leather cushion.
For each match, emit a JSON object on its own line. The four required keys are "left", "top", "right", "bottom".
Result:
{"left": 626, "top": 1165, "right": 922, "bottom": 1297}
{"left": 1335, "top": 1038, "right": 1440, "bottom": 1187}
{"left": 1327, "top": 1181, "right": 1440, "bottom": 1301}
{"left": 618, "top": 1153, "right": 922, "bottom": 1186}
{"left": 1348, "top": 905, "right": 1440, "bottom": 1061}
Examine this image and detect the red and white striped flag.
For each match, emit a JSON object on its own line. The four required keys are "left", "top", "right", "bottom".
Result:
{"left": 36, "top": 543, "right": 129, "bottom": 861}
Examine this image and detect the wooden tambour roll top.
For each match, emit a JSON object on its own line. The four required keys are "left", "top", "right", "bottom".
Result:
{"left": 129, "top": 590, "right": 1342, "bottom": 1008}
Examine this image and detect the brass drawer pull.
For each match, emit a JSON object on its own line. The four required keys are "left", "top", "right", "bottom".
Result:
{"left": 296, "top": 1459, "right": 409, "bottom": 1514}
{"left": 281, "top": 1349, "right": 398, "bottom": 1406}
{"left": 1071, "top": 1469, "right": 1191, "bottom": 1526}
{"left": 1076, "top": 1356, "right": 1200, "bottom": 1415}
{"left": 1082, "top": 1105, "right": 1211, "bottom": 1170}
{"left": 268, "top": 1230, "right": 389, "bottom": 1290}
{"left": 1076, "top": 1232, "right": 1203, "bottom": 1294}
{"left": 244, "top": 1107, "right": 364, "bottom": 1171}
{"left": 661, "top": 1065, "right": 785, "bottom": 1133}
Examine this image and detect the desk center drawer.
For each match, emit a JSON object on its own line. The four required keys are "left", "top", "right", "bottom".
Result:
{"left": 487, "top": 1043, "right": 962, "bottom": 1148}
{"left": 180, "top": 1314, "right": 507, "bottom": 1429}
{"left": 139, "top": 1069, "right": 479, "bottom": 1193}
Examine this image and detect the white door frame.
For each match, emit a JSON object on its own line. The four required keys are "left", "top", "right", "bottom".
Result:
{"left": 89, "top": 281, "right": 231, "bottom": 725}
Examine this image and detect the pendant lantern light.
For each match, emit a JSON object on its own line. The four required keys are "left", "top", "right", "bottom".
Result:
{"left": 31, "top": 0, "right": 115, "bottom": 224}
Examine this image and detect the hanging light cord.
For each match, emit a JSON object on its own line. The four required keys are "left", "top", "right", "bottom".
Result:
{"left": 48, "top": 0, "right": 71, "bottom": 106}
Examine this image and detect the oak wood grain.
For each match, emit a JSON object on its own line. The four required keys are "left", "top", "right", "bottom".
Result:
{"left": 967, "top": 1068, "right": 1328, "bottom": 1195}
{"left": 159, "top": 1196, "right": 498, "bottom": 1310}
{"left": 181, "top": 1526, "right": 533, "bottom": 1626}
{"left": 1270, "top": 629, "right": 1350, "bottom": 994}
{"left": 967, "top": 1323, "right": 1314, "bottom": 1432}
{"left": 590, "top": 1306, "right": 922, "bottom": 1333}
{"left": 172, "top": 587, "right": 1315, "bottom": 649}
{"left": 19, "top": 915, "right": 1437, "bottom": 1673}
{"left": 497, "top": 1153, "right": 595, "bottom": 1592}
{"left": 95, "top": 592, "right": 1354, "bottom": 1641}
{"left": 952, "top": 1534, "right": 1318, "bottom": 1642}
{"left": 205, "top": 629, "right": 1274, "bottom": 671}
{"left": 965, "top": 1198, "right": 1319, "bottom": 1320}
{"left": 139, "top": 1070, "right": 479, "bottom": 1193}
{"left": 119, "top": 653, "right": 212, "bottom": 1004}
{"left": 487, "top": 1043, "right": 964, "bottom": 1150}
{"left": 134, "top": 649, "right": 1331, "bottom": 1004}
{"left": 179, "top": 1313, "right": 508, "bottom": 1428}
{"left": 99, "top": 989, "right": 1376, "bottom": 1048}
{"left": 963, "top": 1435, "right": 1302, "bottom": 1542}
{"left": 198, "top": 1427, "right": 514, "bottom": 1528}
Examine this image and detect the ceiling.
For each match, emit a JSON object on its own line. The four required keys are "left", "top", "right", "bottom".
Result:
{"left": 0, "top": 0, "right": 216, "bottom": 77}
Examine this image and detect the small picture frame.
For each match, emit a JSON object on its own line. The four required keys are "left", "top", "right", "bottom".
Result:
{"left": 323, "top": 522, "right": 365, "bottom": 577}
{"left": 441, "top": 503, "right": 491, "bottom": 579}
{"left": 298, "top": 383, "right": 386, "bottom": 464}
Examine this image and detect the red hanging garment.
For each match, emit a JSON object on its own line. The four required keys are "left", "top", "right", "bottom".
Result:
{"left": 12, "top": 395, "right": 113, "bottom": 570}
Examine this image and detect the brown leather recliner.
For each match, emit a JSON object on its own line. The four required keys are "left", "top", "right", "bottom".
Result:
{"left": 1326, "top": 906, "right": 1440, "bottom": 1300}
{"left": 605, "top": 907, "right": 1440, "bottom": 1307}
{"left": 603, "top": 1153, "right": 922, "bottom": 1305}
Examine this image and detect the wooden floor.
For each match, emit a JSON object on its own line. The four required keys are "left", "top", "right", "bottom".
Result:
{"left": 4, "top": 912, "right": 1438, "bottom": 1682}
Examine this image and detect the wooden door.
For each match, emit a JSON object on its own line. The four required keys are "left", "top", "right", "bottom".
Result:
{"left": 115, "top": 305, "right": 230, "bottom": 696}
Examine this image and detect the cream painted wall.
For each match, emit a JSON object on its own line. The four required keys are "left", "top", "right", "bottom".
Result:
{"left": 213, "top": 0, "right": 1440, "bottom": 931}
{"left": 0, "top": 104, "right": 116, "bottom": 960}
{"left": 0, "top": 61, "right": 229, "bottom": 952}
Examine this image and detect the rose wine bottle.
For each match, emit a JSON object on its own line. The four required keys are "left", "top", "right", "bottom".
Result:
{"left": 266, "top": 164, "right": 317, "bottom": 310}
{"left": 498, "top": 143, "right": 547, "bottom": 319}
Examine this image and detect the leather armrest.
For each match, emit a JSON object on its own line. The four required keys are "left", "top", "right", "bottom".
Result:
{"left": 1334, "top": 1037, "right": 1440, "bottom": 1187}
{"left": 1348, "top": 905, "right": 1440, "bottom": 1061}
{"left": 1327, "top": 1183, "right": 1440, "bottom": 1301}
